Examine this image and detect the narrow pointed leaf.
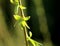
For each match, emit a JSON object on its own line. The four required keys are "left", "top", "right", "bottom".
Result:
{"left": 24, "top": 16, "right": 30, "bottom": 21}
{"left": 15, "top": 0, "right": 19, "bottom": 3}
{"left": 21, "top": 21, "right": 26, "bottom": 27}
{"left": 25, "top": 22, "right": 30, "bottom": 29}
{"left": 14, "top": 15, "right": 21, "bottom": 20}
{"left": 10, "top": 0, "right": 14, "bottom": 3}
{"left": 19, "top": 5, "right": 26, "bottom": 9}
{"left": 29, "top": 31, "right": 32, "bottom": 38}
{"left": 28, "top": 37, "right": 35, "bottom": 46}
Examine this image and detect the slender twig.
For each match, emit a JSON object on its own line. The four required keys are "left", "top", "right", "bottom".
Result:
{"left": 19, "top": 0, "right": 25, "bottom": 18}
{"left": 19, "top": 0, "right": 28, "bottom": 46}
{"left": 24, "top": 27, "right": 29, "bottom": 46}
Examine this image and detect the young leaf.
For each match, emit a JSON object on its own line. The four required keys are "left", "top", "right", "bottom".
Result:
{"left": 21, "top": 21, "right": 30, "bottom": 29}
{"left": 28, "top": 37, "right": 35, "bottom": 46}
{"left": 21, "top": 21, "right": 26, "bottom": 27}
{"left": 13, "top": 15, "right": 30, "bottom": 29}
{"left": 15, "top": 0, "right": 19, "bottom": 3}
{"left": 14, "top": 15, "right": 21, "bottom": 20}
{"left": 10, "top": 0, "right": 14, "bottom": 3}
{"left": 23, "top": 16, "right": 30, "bottom": 21}
{"left": 27, "top": 37, "right": 43, "bottom": 46}
{"left": 29, "top": 31, "right": 32, "bottom": 38}
{"left": 19, "top": 5, "right": 26, "bottom": 9}
{"left": 10, "top": 0, "right": 19, "bottom": 4}
{"left": 25, "top": 22, "right": 30, "bottom": 29}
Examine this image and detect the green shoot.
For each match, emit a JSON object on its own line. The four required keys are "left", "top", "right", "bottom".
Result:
{"left": 10, "top": 0, "right": 43, "bottom": 46}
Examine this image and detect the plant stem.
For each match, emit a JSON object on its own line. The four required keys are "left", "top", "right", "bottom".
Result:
{"left": 19, "top": 0, "right": 28, "bottom": 46}
{"left": 19, "top": 0, "right": 25, "bottom": 18}
{"left": 24, "top": 27, "right": 29, "bottom": 46}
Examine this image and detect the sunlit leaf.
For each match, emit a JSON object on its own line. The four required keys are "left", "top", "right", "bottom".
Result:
{"left": 21, "top": 21, "right": 26, "bottom": 27}
{"left": 33, "top": 39, "right": 43, "bottom": 46}
{"left": 28, "top": 37, "right": 35, "bottom": 46}
{"left": 10, "top": 0, "right": 14, "bottom": 3}
{"left": 10, "top": 0, "right": 19, "bottom": 4}
{"left": 15, "top": 0, "right": 19, "bottom": 3}
{"left": 14, "top": 15, "right": 21, "bottom": 20}
{"left": 13, "top": 15, "right": 30, "bottom": 29}
{"left": 23, "top": 16, "right": 30, "bottom": 21}
{"left": 29, "top": 31, "right": 32, "bottom": 37}
{"left": 27, "top": 37, "right": 43, "bottom": 46}
{"left": 19, "top": 5, "right": 26, "bottom": 9}
{"left": 25, "top": 22, "right": 30, "bottom": 29}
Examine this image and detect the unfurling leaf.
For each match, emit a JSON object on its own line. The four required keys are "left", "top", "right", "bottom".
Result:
{"left": 25, "top": 22, "right": 30, "bottom": 29}
{"left": 13, "top": 15, "right": 21, "bottom": 20}
{"left": 10, "top": 0, "right": 14, "bottom": 3}
{"left": 10, "top": 0, "right": 19, "bottom": 4}
{"left": 13, "top": 15, "right": 30, "bottom": 29}
{"left": 15, "top": 0, "right": 19, "bottom": 3}
{"left": 21, "top": 21, "right": 26, "bottom": 27}
{"left": 27, "top": 37, "right": 43, "bottom": 46}
{"left": 19, "top": 5, "right": 26, "bottom": 9}
{"left": 29, "top": 31, "right": 32, "bottom": 38}
{"left": 23, "top": 16, "right": 30, "bottom": 21}
{"left": 28, "top": 37, "right": 35, "bottom": 46}
{"left": 21, "top": 21, "right": 30, "bottom": 29}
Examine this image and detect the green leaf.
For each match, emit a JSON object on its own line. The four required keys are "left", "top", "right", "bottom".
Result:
{"left": 19, "top": 5, "right": 26, "bottom": 9}
{"left": 13, "top": 15, "right": 21, "bottom": 20}
{"left": 10, "top": 0, "right": 19, "bottom": 4}
{"left": 25, "top": 22, "right": 30, "bottom": 29}
{"left": 23, "top": 16, "right": 30, "bottom": 21}
{"left": 27, "top": 36, "right": 43, "bottom": 46}
{"left": 21, "top": 21, "right": 30, "bottom": 29}
{"left": 21, "top": 21, "right": 26, "bottom": 27}
{"left": 10, "top": 0, "right": 14, "bottom": 3}
{"left": 29, "top": 31, "right": 32, "bottom": 37}
{"left": 15, "top": 0, "right": 19, "bottom": 3}
{"left": 28, "top": 37, "right": 35, "bottom": 46}
{"left": 13, "top": 15, "right": 30, "bottom": 29}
